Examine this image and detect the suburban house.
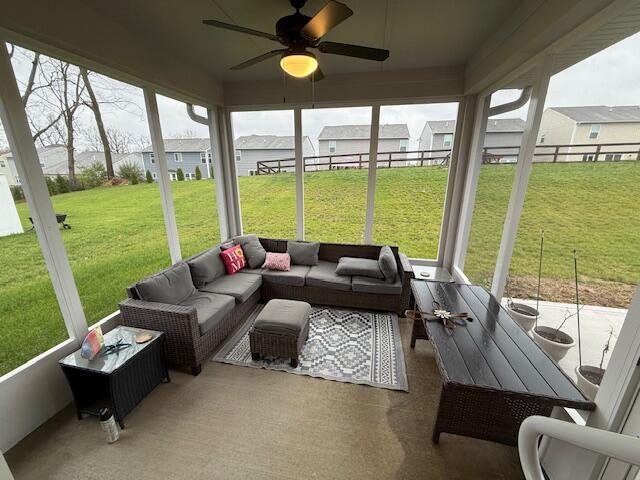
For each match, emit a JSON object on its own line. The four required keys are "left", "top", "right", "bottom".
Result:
{"left": 317, "top": 123, "right": 409, "bottom": 157}
{"left": 1, "top": 146, "right": 145, "bottom": 184}
{"left": 538, "top": 105, "right": 640, "bottom": 161}
{"left": 43, "top": 151, "right": 144, "bottom": 177}
{"left": 0, "top": 150, "right": 18, "bottom": 186}
{"left": 141, "top": 138, "right": 212, "bottom": 180}
{"left": 234, "top": 135, "right": 315, "bottom": 175}
{"left": 419, "top": 118, "right": 526, "bottom": 163}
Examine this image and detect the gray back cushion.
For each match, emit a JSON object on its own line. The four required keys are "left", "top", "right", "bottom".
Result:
{"left": 233, "top": 234, "right": 266, "bottom": 269}
{"left": 136, "top": 262, "right": 196, "bottom": 304}
{"left": 378, "top": 246, "right": 398, "bottom": 283}
{"left": 187, "top": 247, "right": 226, "bottom": 288}
{"left": 287, "top": 241, "right": 320, "bottom": 266}
{"left": 335, "top": 257, "right": 384, "bottom": 279}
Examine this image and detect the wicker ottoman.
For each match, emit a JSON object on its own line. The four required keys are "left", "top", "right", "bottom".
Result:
{"left": 249, "top": 299, "right": 311, "bottom": 367}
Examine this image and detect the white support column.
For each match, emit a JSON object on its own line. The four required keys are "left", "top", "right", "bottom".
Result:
{"left": 143, "top": 88, "right": 181, "bottom": 263}
{"left": 206, "top": 106, "right": 230, "bottom": 241}
{"left": 0, "top": 451, "right": 14, "bottom": 480}
{"left": 0, "top": 41, "right": 87, "bottom": 341}
{"left": 491, "top": 56, "right": 553, "bottom": 300}
{"left": 222, "top": 109, "right": 243, "bottom": 236}
{"left": 364, "top": 105, "right": 380, "bottom": 244}
{"left": 451, "top": 94, "right": 492, "bottom": 275}
{"left": 439, "top": 97, "right": 471, "bottom": 267}
{"left": 294, "top": 108, "right": 304, "bottom": 241}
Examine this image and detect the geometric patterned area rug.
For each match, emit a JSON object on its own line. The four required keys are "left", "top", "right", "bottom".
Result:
{"left": 212, "top": 305, "right": 408, "bottom": 392}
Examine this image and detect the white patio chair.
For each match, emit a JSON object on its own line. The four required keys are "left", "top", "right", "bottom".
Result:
{"left": 519, "top": 416, "right": 640, "bottom": 480}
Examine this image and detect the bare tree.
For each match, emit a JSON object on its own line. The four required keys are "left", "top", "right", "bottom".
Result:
{"left": 8, "top": 45, "right": 63, "bottom": 144}
{"left": 42, "top": 60, "right": 85, "bottom": 185}
{"left": 80, "top": 67, "right": 114, "bottom": 178}
{"left": 169, "top": 128, "right": 199, "bottom": 139}
{"left": 82, "top": 127, "right": 148, "bottom": 154}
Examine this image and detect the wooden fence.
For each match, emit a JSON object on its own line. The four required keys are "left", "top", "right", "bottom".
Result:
{"left": 255, "top": 142, "right": 640, "bottom": 175}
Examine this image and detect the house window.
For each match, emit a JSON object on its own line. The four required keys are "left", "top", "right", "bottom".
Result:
{"left": 174, "top": 152, "right": 182, "bottom": 163}
{"left": 200, "top": 152, "right": 211, "bottom": 164}
{"left": 149, "top": 153, "right": 155, "bottom": 164}
{"left": 589, "top": 124, "right": 601, "bottom": 139}
{"left": 443, "top": 134, "right": 453, "bottom": 148}
{"left": 15, "top": 175, "right": 20, "bottom": 184}
{"left": 235, "top": 149, "right": 241, "bottom": 162}
{"left": 539, "top": 133, "right": 546, "bottom": 144}
{"left": 399, "top": 139, "right": 408, "bottom": 152}
{"left": 0, "top": 160, "right": 5, "bottom": 168}
{"left": 582, "top": 154, "right": 595, "bottom": 161}
{"left": 329, "top": 140, "right": 336, "bottom": 153}
{"left": 169, "top": 172, "right": 177, "bottom": 181}
{"left": 152, "top": 172, "right": 157, "bottom": 180}
{"left": 40, "top": 162, "right": 45, "bottom": 168}
{"left": 248, "top": 169, "right": 257, "bottom": 176}
{"left": 605, "top": 154, "right": 622, "bottom": 161}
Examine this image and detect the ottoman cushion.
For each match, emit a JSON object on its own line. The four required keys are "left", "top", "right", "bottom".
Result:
{"left": 253, "top": 299, "right": 311, "bottom": 336}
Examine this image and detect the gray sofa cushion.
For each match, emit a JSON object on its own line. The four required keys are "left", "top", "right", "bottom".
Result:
{"left": 335, "top": 257, "right": 384, "bottom": 279}
{"left": 378, "top": 246, "right": 398, "bottom": 283}
{"left": 306, "top": 261, "right": 352, "bottom": 291}
{"left": 243, "top": 265, "right": 310, "bottom": 287}
{"left": 179, "top": 291, "right": 235, "bottom": 335}
{"left": 352, "top": 275, "right": 402, "bottom": 295}
{"left": 287, "top": 241, "right": 320, "bottom": 266}
{"left": 136, "top": 262, "right": 196, "bottom": 304}
{"left": 233, "top": 234, "right": 266, "bottom": 269}
{"left": 200, "top": 273, "right": 262, "bottom": 303}
{"left": 253, "top": 299, "right": 311, "bottom": 336}
{"left": 187, "top": 247, "right": 226, "bottom": 288}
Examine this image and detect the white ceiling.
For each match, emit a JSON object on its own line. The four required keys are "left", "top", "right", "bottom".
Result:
{"left": 87, "top": 0, "right": 524, "bottom": 83}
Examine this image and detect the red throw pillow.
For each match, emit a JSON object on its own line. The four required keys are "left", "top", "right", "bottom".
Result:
{"left": 220, "top": 244, "right": 246, "bottom": 275}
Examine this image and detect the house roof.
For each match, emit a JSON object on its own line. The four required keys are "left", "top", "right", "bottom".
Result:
{"left": 549, "top": 105, "right": 640, "bottom": 123}
{"left": 141, "top": 138, "right": 210, "bottom": 153}
{"left": 43, "top": 151, "right": 137, "bottom": 176}
{"left": 318, "top": 124, "right": 409, "bottom": 140}
{"left": 425, "top": 118, "right": 525, "bottom": 134}
{"left": 234, "top": 135, "right": 311, "bottom": 150}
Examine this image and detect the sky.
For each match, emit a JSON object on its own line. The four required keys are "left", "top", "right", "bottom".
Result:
{"left": 1, "top": 31, "right": 639, "bottom": 153}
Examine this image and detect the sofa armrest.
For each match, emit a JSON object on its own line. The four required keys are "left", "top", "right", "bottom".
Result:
{"left": 119, "top": 298, "right": 200, "bottom": 344}
{"left": 398, "top": 253, "right": 414, "bottom": 312}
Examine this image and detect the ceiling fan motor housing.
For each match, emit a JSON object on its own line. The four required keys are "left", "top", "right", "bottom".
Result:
{"left": 276, "top": 13, "right": 313, "bottom": 49}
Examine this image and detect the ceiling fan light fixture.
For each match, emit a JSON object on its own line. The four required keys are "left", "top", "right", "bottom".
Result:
{"left": 280, "top": 51, "right": 318, "bottom": 78}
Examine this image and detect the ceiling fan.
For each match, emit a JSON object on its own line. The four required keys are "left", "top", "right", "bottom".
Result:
{"left": 202, "top": 0, "right": 390, "bottom": 81}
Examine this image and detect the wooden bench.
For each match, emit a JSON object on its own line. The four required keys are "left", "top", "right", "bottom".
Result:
{"left": 410, "top": 280, "right": 595, "bottom": 446}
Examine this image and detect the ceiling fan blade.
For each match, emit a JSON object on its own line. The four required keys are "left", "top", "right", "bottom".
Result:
{"left": 317, "top": 41, "right": 389, "bottom": 61}
{"left": 301, "top": 1, "right": 353, "bottom": 42}
{"left": 309, "top": 67, "right": 324, "bottom": 82}
{"left": 202, "top": 19, "right": 280, "bottom": 42}
{"left": 230, "top": 50, "right": 286, "bottom": 70}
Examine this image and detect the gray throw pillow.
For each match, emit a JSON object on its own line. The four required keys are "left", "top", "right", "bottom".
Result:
{"left": 287, "top": 241, "right": 320, "bottom": 266}
{"left": 187, "top": 247, "right": 226, "bottom": 288}
{"left": 136, "top": 262, "right": 196, "bottom": 304}
{"left": 335, "top": 257, "right": 384, "bottom": 279}
{"left": 378, "top": 246, "right": 398, "bottom": 283}
{"left": 233, "top": 234, "right": 266, "bottom": 269}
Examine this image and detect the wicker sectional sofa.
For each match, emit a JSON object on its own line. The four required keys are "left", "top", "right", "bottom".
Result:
{"left": 119, "top": 237, "right": 413, "bottom": 375}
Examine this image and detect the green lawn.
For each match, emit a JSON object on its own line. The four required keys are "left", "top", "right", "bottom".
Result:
{"left": 0, "top": 162, "right": 638, "bottom": 375}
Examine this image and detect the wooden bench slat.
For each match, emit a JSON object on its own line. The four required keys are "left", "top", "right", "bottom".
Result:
{"left": 453, "top": 284, "right": 557, "bottom": 396}
{"left": 468, "top": 285, "right": 589, "bottom": 404}
{"left": 411, "top": 282, "right": 474, "bottom": 384}
{"left": 436, "top": 282, "right": 530, "bottom": 392}
{"left": 424, "top": 283, "right": 501, "bottom": 388}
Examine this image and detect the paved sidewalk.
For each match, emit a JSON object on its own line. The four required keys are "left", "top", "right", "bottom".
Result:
{"left": 502, "top": 298, "right": 628, "bottom": 382}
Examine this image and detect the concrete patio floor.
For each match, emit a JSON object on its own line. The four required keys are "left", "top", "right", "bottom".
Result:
{"left": 504, "top": 298, "right": 628, "bottom": 383}
{"left": 5, "top": 317, "right": 524, "bottom": 480}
